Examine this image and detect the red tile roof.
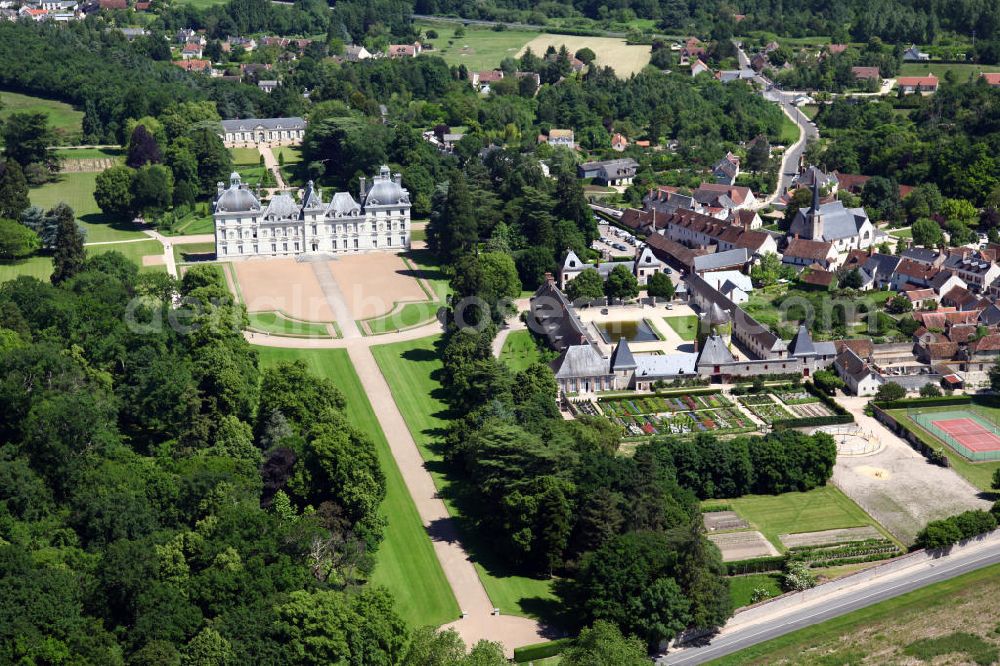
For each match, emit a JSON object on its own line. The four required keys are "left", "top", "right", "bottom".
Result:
{"left": 657, "top": 208, "right": 772, "bottom": 252}
{"left": 982, "top": 73, "right": 1000, "bottom": 86}
{"left": 851, "top": 66, "right": 880, "bottom": 80}
{"left": 784, "top": 237, "right": 835, "bottom": 261}
{"left": 895, "top": 258, "right": 940, "bottom": 282}
{"left": 695, "top": 182, "right": 753, "bottom": 205}
{"left": 897, "top": 75, "right": 938, "bottom": 87}
{"left": 801, "top": 268, "right": 835, "bottom": 287}
{"left": 174, "top": 59, "right": 211, "bottom": 72}
{"left": 835, "top": 339, "right": 874, "bottom": 357}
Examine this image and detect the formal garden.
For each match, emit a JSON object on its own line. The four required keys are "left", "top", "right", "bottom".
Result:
{"left": 594, "top": 392, "right": 757, "bottom": 437}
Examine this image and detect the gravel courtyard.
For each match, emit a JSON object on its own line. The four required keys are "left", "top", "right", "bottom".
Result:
{"left": 833, "top": 396, "right": 992, "bottom": 545}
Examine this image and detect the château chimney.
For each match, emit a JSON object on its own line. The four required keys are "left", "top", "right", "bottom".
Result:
{"left": 359, "top": 176, "right": 367, "bottom": 200}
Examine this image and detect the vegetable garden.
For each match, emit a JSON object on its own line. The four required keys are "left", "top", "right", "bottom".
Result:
{"left": 596, "top": 392, "right": 757, "bottom": 437}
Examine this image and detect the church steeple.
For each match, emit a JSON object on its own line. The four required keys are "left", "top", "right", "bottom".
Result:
{"left": 809, "top": 180, "right": 823, "bottom": 240}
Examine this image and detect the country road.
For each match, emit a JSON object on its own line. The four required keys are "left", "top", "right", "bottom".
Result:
{"left": 736, "top": 43, "right": 818, "bottom": 205}
{"left": 660, "top": 532, "right": 1000, "bottom": 665}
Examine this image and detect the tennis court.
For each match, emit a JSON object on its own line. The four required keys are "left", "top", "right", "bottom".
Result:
{"left": 909, "top": 407, "right": 1000, "bottom": 461}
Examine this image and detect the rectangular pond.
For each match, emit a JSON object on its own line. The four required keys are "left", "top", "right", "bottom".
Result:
{"left": 595, "top": 319, "right": 661, "bottom": 343}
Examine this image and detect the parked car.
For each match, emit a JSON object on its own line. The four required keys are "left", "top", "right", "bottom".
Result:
{"left": 664, "top": 267, "right": 673, "bottom": 274}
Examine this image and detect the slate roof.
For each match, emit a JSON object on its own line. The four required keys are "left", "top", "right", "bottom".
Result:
{"left": 929, "top": 270, "right": 962, "bottom": 291}
{"left": 789, "top": 200, "right": 871, "bottom": 242}
{"left": 694, "top": 248, "right": 749, "bottom": 272}
{"left": 634, "top": 353, "right": 698, "bottom": 377}
{"left": 264, "top": 192, "right": 299, "bottom": 219}
{"left": 692, "top": 183, "right": 753, "bottom": 207}
{"left": 552, "top": 345, "right": 609, "bottom": 378}
{"left": 862, "top": 253, "right": 901, "bottom": 280}
{"left": 644, "top": 233, "right": 707, "bottom": 267}
{"left": 220, "top": 117, "right": 306, "bottom": 132}
{"left": 979, "top": 304, "right": 1000, "bottom": 326}
{"left": 697, "top": 334, "right": 736, "bottom": 366}
{"left": 788, "top": 324, "right": 816, "bottom": 357}
{"left": 944, "top": 252, "right": 998, "bottom": 276}
{"left": 702, "top": 269, "right": 752, "bottom": 294}
{"left": 610, "top": 338, "right": 637, "bottom": 371}
{"left": 835, "top": 347, "right": 875, "bottom": 382}
{"left": 793, "top": 165, "right": 838, "bottom": 190}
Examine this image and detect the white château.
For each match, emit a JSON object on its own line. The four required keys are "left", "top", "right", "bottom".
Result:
{"left": 213, "top": 165, "right": 411, "bottom": 258}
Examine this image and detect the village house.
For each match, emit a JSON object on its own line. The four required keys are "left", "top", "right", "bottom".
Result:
{"left": 344, "top": 44, "right": 372, "bottom": 61}
{"left": 692, "top": 183, "right": 757, "bottom": 211}
{"left": 213, "top": 165, "right": 410, "bottom": 258}
{"left": 901, "top": 246, "right": 946, "bottom": 268}
{"left": 903, "top": 45, "right": 930, "bottom": 61}
{"left": 897, "top": 74, "right": 938, "bottom": 94}
{"left": 653, "top": 209, "right": 779, "bottom": 258}
{"left": 643, "top": 187, "right": 704, "bottom": 216}
{"left": 694, "top": 248, "right": 751, "bottom": 275}
{"left": 892, "top": 257, "right": 940, "bottom": 289}
{"left": 851, "top": 66, "right": 880, "bottom": 81}
{"left": 470, "top": 69, "right": 504, "bottom": 92}
{"left": 611, "top": 133, "right": 628, "bottom": 151}
{"left": 942, "top": 250, "right": 1000, "bottom": 293}
{"left": 577, "top": 158, "right": 638, "bottom": 186}
{"left": 181, "top": 42, "right": 203, "bottom": 59}
{"left": 558, "top": 246, "right": 665, "bottom": 289}
{"left": 792, "top": 165, "right": 839, "bottom": 194}
{"left": 712, "top": 152, "right": 740, "bottom": 185}
{"left": 834, "top": 347, "right": 883, "bottom": 396}
{"left": 730, "top": 209, "right": 763, "bottom": 230}
{"left": 782, "top": 237, "right": 839, "bottom": 270}
{"left": 691, "top": 59, "right": 712, "bottom": 77}
{"left": 257, "top": 80, "right": 278, "bottom": 93}
{"left": 387, "top": 42, "right": 421, "bottom": 58}
{"left": 540, "top": 128, "right": 574, "bottom": 148}
{"left": 174, "top": 59, "right": 212, "bottom": 73}
{"left": 982, "top": 73, "right": 1000, "bottom": 87}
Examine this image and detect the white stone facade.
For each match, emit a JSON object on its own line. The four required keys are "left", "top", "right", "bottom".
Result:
{"left": 219, "top": 117, "right": 306, "bottom": 147}
{"left": 214, "top": 166, "right": 411, "bottom": 259}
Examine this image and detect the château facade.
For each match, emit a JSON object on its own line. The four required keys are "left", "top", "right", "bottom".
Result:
{"left": 213, "top": 165, "right": 411, "bottom": 258}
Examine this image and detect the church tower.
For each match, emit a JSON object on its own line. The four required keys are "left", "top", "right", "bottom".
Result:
{"left": 809, "top": 180, "right": 823, "bottom": 240}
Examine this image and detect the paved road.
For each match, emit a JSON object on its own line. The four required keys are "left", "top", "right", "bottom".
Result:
{"left": 735, "top": 44, "right": 818, "bottom": 205}
{"left": 661, "top": 537, "right": 1000, "bottom": 665}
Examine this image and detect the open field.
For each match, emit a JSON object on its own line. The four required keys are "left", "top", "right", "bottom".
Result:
{"left": 30, "top": 172, "right": 145, "bottom": 242}
{"left": 371, "top": 336, "right": 558, "bottom": 618}
{"left": 254, "top": 346, "right": 460, "bottom": 628}
{"left": 415, "top": 23, "right": 538, "bottom": 71}
{"left": 0, "top": 256, "right": 52, "bottom": 283}
{"left": 710, "top": 563, "right": 1000, "bottom": 666}
{"left": 500, "top": 330, "right": 542, "bottom": 371}
{"left": 722, "top": 486, "right": 887, "bottom": 551}
{"left": 0, "top": 89, "right": 82, "bottom": 142}
{"left": 246, "top": 311, "right": 332, "bottom": 337}
{"left": 664, "top": 314, "right": 698, "bottom": 341}
{"left": 518, "top": 35, "right": 651, "bottom": 77}
{"left": 728, "top": 573, "right": 783, "bottom": 609}
{"left": 899, "top": 61, "right": 988, "bottom": 81}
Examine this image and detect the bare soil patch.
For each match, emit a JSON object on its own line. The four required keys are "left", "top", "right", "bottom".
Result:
{"left": 327, "top": 253, "right": 428, "bottom": 319}
{"left": 708, "top": 530, "right": 780, "bottom": 562}
{"left": 141, "top": 254, "right": 165, "bottom": 266}
{"left": 703, "top": 511, "right": 750, "bottom": 532}
{"left": 779, "top": 526, "right": 883, "bottom": 549}
{"left": 233, "top": 258, "right": 333, "bottom": 321}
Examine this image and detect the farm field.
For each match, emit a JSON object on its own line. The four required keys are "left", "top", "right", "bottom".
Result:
{"left": 664, "top": 314, "right": 698, "bottom": 341}
{"left": 0, "top": 89, "right": 82, "bottom": 143}
{"left": 899, "top": 61, "right": 986, "bottom": 81}
{"left": 723, "top": 485, "right": 887, "bottom": 551}
{"left": 254, "top": 346, "right": 460, "bottom": 628}
{"left": 414, "top": 23, "right": 538, "bottom": 71}
{"left": 371, "top": 336, "right": 558, "bottom": 618}
{"left": 519, "top": 34, "right": 651, "bottom": 77}
{"left": 711, "top": 563, "right": 1000, "bottom": 666}
{"left": 30, "top": 172, "right": 145, "bottom": 242}
{"left": 0, "top": 255, "right": 52, "bottom": 283}
{"left": 499, "top": 329, "right": 542, "bottom": 371}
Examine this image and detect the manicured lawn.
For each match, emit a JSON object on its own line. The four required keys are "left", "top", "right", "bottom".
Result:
{"left": 274, "top": 146, "right": 302, "bottom": 163}
{"left": 0, "top": 255, "right": 52, "bottom": 283}
{"left": 254, "top": 346, "right": 460, "bottom": 628}
{"left": 410, "top": 227, "right": 427, "bottom": 242}
{"left": 500, "top": 329, "right": 541, "bottom": 371}
{"left": 888, "top": 409, "right": 1000, "bottom": 492}
{"left": 364, "top": 301, "right": 441, "bottom": 335}
{"left": 247, "top": 311, "right": 331, "bottom": 338}
{"left": 899, "top": 61, "right": 986, "bottom": 82}
{"left": 0, "top": 89, "right": 82, "bottom": 143}
{"left": 31, "top": 172, "right": 145, "bottom": 242}
{"left": 889, "top": 227, "right": 912, "bottom": 239}
{"left": 723, "top": 485, "right": 886, "bottom": 551}
{"left": 176, "top": 212, "right": 215, "bottom": 235}
{"left": 728, "top": 573, "right": 783, "bottom": 609}
{"left": 709, "top": 563, "right": 1000, "bottom": 666}
{"left": 87, "top": 239, "right": 164, "bottom": 267}
{"left": 371, "top": 336, "right": 558, "bottom": 618}
{"left": 53, "top": 147, "right": 122, "bottom": 160}
{"left": 172, "top": 242, "right": 216, "bottom": 265}
{"left": 664, "top": 315, "right": 699, "bottom": 341}
{"left": 414, "top": 22, "right": 538, "bottom": 70}
{"left": 229, "top": 146, "right": 262, "bottom": 166}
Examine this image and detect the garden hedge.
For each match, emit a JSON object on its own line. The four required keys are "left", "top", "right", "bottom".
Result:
{"left": 725, "top": 554, "right": 789, "bottom": 575}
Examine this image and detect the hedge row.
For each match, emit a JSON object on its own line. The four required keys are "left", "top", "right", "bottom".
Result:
{"left": 807, "top": 551, "right": 900, "bottom": 568}
{"left": 875, "top": 395, "right": 973, "bottom": 410}
{"left": 873, "top": 406, "right": 950, "bottom": 467}
{"left": 725, "top": 554, "right": 788, "bottom": 575}
{"left": 512, "top": 638, "right": 573, "bottom": 662}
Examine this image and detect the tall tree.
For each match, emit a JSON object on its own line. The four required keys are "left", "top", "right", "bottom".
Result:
{"left": 126, "top": 124, "right": 162, "bottom": 168}
{"left": 1, "top": 112, "right": 56, "bottom": 172}
{"left": 50, "top": 204, "right": 85, "bottom": 284}
{"left": 0, "top": 159, "right": 29, "bottom": 219}
{"left": 428, "top": 172, "right": 477, "bottom": 264}
{"left": 94, "top": 165, "right": 135, "bottom": 219}
{"left": 0, "top": 218, "right": 40, "bottom": 259}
